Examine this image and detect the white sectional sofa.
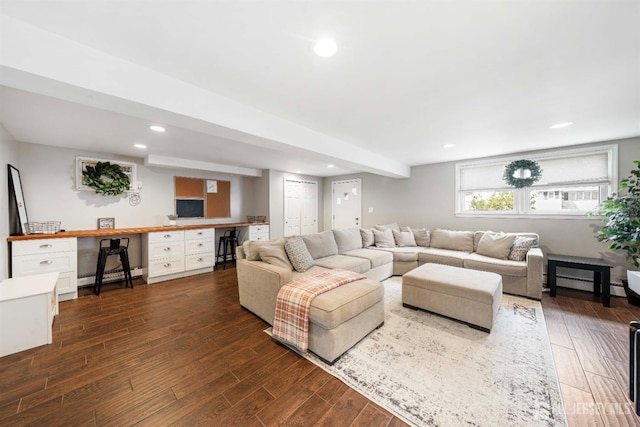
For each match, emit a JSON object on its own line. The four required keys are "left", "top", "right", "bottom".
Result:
{"left": 236, "top": 224, "right": 543, "bottom": 361}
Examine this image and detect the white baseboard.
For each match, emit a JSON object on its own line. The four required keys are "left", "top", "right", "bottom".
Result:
{"left": 78, "top": 267, "right": 144, "bottom": 287}
{"left": 545, "top": 275, "right": 626, "bottom": 297}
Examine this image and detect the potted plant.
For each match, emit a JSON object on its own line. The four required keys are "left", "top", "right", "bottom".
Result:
{"left": 593, "top": 160, "right": 640, "bottom": 303}
{"left": 167, "top": 214, "right": 178, "bottom": 226}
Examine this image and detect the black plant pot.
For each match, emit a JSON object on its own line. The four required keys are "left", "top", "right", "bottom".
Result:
{"left": 622, "top": 279, "right": 640, "bottom": 307}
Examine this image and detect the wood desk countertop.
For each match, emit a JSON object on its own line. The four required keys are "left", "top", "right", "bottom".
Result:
{"left": 6, "top": 222, "right": 269, "bottom": 242}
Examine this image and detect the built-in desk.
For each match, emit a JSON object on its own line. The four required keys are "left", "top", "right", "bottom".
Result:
{"left": 7, "top": 222, "right": 269, "bottom": 298}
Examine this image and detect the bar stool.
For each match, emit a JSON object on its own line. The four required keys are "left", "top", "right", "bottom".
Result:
{"left": 94, "top": 238, "right": 133, "bottom": 295}
{"left": 216, "top": 228, "right": 239, "bottom": 270}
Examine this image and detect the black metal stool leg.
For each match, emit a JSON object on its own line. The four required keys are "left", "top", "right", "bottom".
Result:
{"left": 120, "top": 247, "right": 133, "bottom": 288}
{"left": 95, "top": 250, "right": 108, "bottom": 295}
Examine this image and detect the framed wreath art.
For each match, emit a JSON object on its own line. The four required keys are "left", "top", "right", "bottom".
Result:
{"left": 77, "top": 157, "right": 136, "bottom": 196}
{"left": 503, "top": 159, "right": 542, "bottom": 188}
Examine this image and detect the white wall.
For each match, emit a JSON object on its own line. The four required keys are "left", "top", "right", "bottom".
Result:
{"left": 323, "top": 137, "right": 640, "bottom": 283}
{"left": 0, "top": 125, "right": 19, "bottom": 280}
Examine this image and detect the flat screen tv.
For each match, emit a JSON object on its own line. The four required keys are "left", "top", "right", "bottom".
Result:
{"left": 176, "top": 199, "right": 205, "bottom": 218}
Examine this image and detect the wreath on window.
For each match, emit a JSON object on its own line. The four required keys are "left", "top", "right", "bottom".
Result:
{"left": 82, "top": 161, "right": 130, "bottom": 196}
{"left": 503, "top": 159, "right": 542, "bottom": 188}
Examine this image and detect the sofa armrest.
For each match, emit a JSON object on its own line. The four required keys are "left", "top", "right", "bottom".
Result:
{"left": 525, "top": 247, "right": 544, "bottom": 300}
{"left": 237, "top": 259, "right": 293, "bottom": 325}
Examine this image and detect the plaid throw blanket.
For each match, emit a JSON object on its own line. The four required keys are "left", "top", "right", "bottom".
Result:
{"left": 272, "top": 269, "right": 366, "bottom": 353}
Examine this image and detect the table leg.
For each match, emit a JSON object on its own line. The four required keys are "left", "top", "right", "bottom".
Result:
{"left": 548, "top": 261, "right": 557, "bottom": 297}
{"left": 594, "top": 271, "right": 601, "bottom": 297}
{"left": 602, "top": 267, "right": 611, "bottom": 307}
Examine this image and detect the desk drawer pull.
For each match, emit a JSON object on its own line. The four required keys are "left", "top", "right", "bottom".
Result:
{"left": 164, "top": 263, "right": 171, "bottom": 268}
{"left": 163, "top": 234, "right": 171, "bottom": 238}
{"left": 40, "top": 260, "right": 53, "bottom": 265}
{"left": 197, "top": 232, "right": 203, "bottom": 236}
{"left": 197, "top": 257, "right": 203, "bottom": 262}
{"left": 164, "top": 247, "right": 171, "bottom": 252}
{"left": 197, "top": 243, "right": 203, "bottom": 247}
{"left": 39, "top": 244, "right": 53, "bottom": 249}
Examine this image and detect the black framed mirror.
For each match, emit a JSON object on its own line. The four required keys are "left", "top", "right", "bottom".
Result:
{"left": 8, "top": 164, "right": 29, "bottom": 235}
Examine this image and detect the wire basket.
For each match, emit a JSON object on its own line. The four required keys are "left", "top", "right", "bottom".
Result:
{"left": 247, "top": 215, "right": 266, "bottom": 223}
{"left": 25, "top": 221, "right": 61, "bottom": 235}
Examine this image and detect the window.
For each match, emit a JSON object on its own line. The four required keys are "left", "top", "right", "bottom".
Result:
{"left": 456, "top": 145, "right": 617, "bottom": 217}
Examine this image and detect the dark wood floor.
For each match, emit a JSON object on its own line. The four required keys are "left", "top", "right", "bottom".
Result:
{"left": 1, "top": 269, "right": 640, "bottom": 426}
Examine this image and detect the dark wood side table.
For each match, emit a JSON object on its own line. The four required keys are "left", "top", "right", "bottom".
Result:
{"left": 547, "top": 254, "right": 612, "bottom": 307}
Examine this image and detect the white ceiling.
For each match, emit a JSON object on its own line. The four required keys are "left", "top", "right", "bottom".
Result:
{"left": 0, "top": 0, "right": 639, "bottom": 178}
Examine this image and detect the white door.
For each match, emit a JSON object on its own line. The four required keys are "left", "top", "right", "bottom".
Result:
{"left": 332, "top": 179, "right": 362, "bottom": 229}
{"left": 284, "top": 178, "right": 318, "bottom": 236}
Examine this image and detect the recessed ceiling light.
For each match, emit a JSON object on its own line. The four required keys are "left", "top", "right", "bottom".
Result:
{"left": 328, "top": 164, "right": 335, "bottom": 168}
{"left": 134, "top": 143, "right": 147, "bottom": 149}
{"left": 314, "top": 39, "right": 337, "bottom": 57}
{"left": 149, "top": 125, "right": 166, "bottom": 132}
{"left": 549, "top": 122, "right": 574, "bottom": 129}
{"left": 442, "top": 144, "right": 456, "bottom": 148}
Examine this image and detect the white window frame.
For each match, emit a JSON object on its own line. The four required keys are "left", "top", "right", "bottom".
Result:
{"left": 455, "top": 145, "right": 618, "bottom": 219}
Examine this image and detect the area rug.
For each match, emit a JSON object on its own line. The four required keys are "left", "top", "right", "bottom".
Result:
{"left": 270, "top": 277, "right": 567, "bottom": 426}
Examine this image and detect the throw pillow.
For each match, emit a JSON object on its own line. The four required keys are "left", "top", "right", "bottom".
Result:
{"left": 258, "top": 244, "right": 293, "bottom": 270}
{"left": 301, "top": 230, "right": 339, "bottom": 259}
{"left": 409, "top": 227, "right": 430, "bottom": 247}
{"left": 242, "top": 239, "right": 284, "bottom": 261}
{"left": 284, "top": 236, "right": 315, "bottom": 272}
{"left": 360, "top": 228, "right": 375, "bottom": 247}
{"left": 374, "top": 222, "right": 401, "bottom": 233}
{"left": 476, "top": 232, "right": 517, "bottom": 260}
{"left": 392, "top": 230, "right": 417, "bottom": 247}
{"left": 373, "top": 228, "right": 396, "bottom": 248}
{"left": 333, "top": 227, "right": 363, "bottom": 253}
{"left": 508, "top": 236, "right": 537, "bottom": 262}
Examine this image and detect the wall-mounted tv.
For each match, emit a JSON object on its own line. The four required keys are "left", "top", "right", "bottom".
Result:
{"left": 176, "top": 199, "right": 205, "bottom": 218}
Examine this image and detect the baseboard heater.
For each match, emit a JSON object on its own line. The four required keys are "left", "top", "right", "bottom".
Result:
{"left": 77, "top": 267, "right": 143, "bottom": 287}
{"left": 630, "top": 321, "right": 640, "bottom": 415}
{"left": 543, "top": 273, "right": 625, "bottom": 297}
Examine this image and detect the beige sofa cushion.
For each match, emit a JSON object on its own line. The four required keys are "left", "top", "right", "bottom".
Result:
{"left": 417, "top": 247, "right": 471, "bottom": 267}
{"left": 310, "top": 279, "right": 384, "bottom": 329}
{"left": 409, "top": 227, "right": 430, "bottom": 247}
{"left": 302, "top": 230, "right": 339, "bottom": 259}
{"left": 430, "top": 229, "right": 474, "bottom": 252}
{"left": 360, "top": 228, "right": 375, "bottom": 247}
{"left": 242, "top": 238, "right": 284, "bottom": 261}
{"left": 373, "top": 229, "right": 395, "bottom": 248}
{"left": 313, "top": 255, "right": 370, "bottom": 274}
{"left": 343, "top": 248, "right": 393, "bottom": 268}
{"left": 377, "top": 247, "right": 420, "bottom": 262}
{"left": 476, "top": 232, "right": 516, "bottom": 260}
{"left": 393, "top": 230, "right": 417, "bottom": 247}
{"left": 333, "top": 227, "right": 363, "bottom": 253}
{"left": 374, "top": 222, "right": 401, "bottom": 233}
{"left": 284, "top": 236, "right": 315, "bottom": 272}
{"left": 464, "top": 253, "right": 528, "bottom": 277}
{"left": 258, "top": 244, "right": 293, "bottom": 270}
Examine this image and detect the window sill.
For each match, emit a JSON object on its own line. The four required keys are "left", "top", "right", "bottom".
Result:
{"left": 455, "top": 212, "right": 602, "bottom": 220}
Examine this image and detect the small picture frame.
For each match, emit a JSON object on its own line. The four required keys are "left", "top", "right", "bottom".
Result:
{"left": 98, "top": 217, "right": 115, "bottom": 229}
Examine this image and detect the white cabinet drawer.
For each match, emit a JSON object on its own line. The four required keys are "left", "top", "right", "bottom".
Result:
{"left": 148, "top": 258, "right": 185, "bottom": 277}
{"left": 185, "top": 253, "right": 215, "bottom": 270}
{"left": 148, "top": 231, "right": 184, "bottom": 243}
{"left": 12, "top": 238, "right": 77, "bottom": 256}
{"left": 249, "top": 233, "right": 269, "bottom": 241}
{"left": 148, "top": 242, "right": 185, "bottom": 260}
{"left": 185, "top": 229, "right": 214, "bottom": 240}
{"left": 13, "top": 252, "right": 77, "bottom": 277}
{"left": 185, "top": 239, "right": 214, "bottom": 255}
{"left": 249, "top": 225, "right": 269, "bottom": 235}
{"left": 55, "top": 272, "right": 77, "bottom": 294}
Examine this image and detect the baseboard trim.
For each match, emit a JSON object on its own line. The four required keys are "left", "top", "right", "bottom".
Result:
{"left": 78, "top": 267, "right": 144, "bottom": 287}
{"left": 545, "top": 275, "right": 626, "bottom": 297}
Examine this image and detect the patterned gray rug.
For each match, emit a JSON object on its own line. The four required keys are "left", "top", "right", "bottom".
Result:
{"left": 299, "top": 277, "right": 567, "bottom": 427}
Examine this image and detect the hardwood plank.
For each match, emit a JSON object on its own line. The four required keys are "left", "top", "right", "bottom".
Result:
{"left": 560, "top": 383, "right": 606, "bottom": 427}
{"left": 552, "top": 344, "right": 591, "bottom": 392}
{"left": 585, "top": 372, "right": 640, "bottom": 426}
{"left": 352, "top": 402, "right": 392, "bottom": 426}
{"left": 315, "top": 387, "right": 370, "bottom": 427}
{"left": 572, "top": 335, "right": 615, "bottom": 378}
{"left": 282, "top": 393, "right": 332, "bottom": 425}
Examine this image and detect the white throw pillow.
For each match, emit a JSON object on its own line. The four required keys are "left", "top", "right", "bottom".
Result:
{"left": 476, "top": 232, "right": 516, "bottom": 260}
{"left": 373, "top": 228, "right": 396, "bottom": 248}
{"left": 392, "top": 230, "right": 417, "bottom": 247}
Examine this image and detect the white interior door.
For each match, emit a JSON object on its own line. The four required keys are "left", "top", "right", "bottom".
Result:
{"left": 284, "top": 178, "right": 318, "bottom": 236}
{"left": 332, "top": 179, "right": 362, "bottom": 229}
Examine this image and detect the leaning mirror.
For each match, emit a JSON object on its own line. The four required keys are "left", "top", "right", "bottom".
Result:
{"left": 8, "top": 164, "right": 29, "bottom": 235}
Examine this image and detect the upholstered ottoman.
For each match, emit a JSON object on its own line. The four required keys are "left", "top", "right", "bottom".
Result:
{"left": 308, "top": 278, "right": 385, "bottom": 363}
{"left": 402, "top": 263, "right": 502, "bottom": 332}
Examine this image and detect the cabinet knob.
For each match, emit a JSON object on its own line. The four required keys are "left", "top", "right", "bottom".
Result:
{"left": 164, "top": 247, "right": 171, "bottom": 252}
{"left": 197, "top": 258, "right": 203, "bottom": 262}
{"left": 164, "top": 263, "right": 171, "bottom": 268}
{"left": 40, "top": 260, "right": 53, "bottom": 265}
{"left": 39, "top": 244, "right": 53, "bottom": 249}
{"left": 197, "top": 232, "right": 203, "bottom": 235}
{"left": 197, "top": 243, "right": 203, "bottom": 247}
{"left": 164, "top": 234, "right": 171, "bottom": 238}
